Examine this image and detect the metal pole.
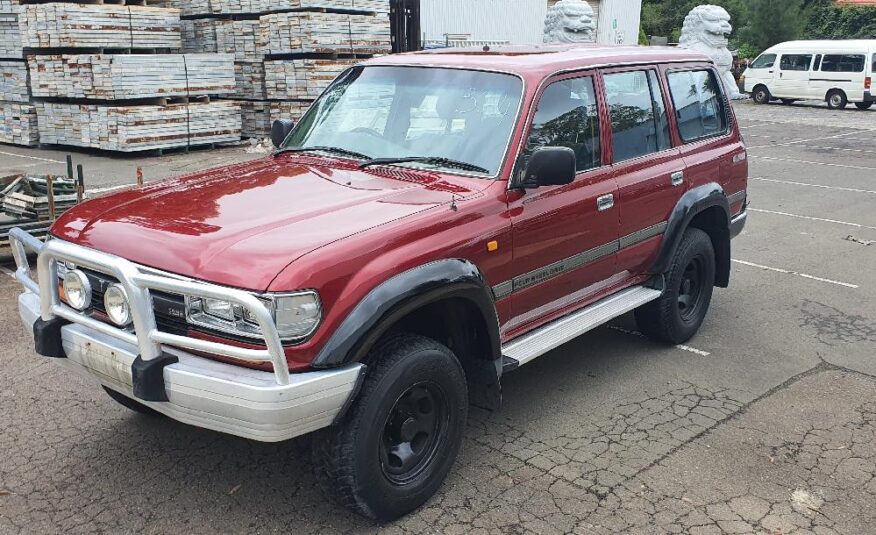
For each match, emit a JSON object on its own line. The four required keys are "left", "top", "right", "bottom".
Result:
{"left": 66, "top": 154, "right": 74, "bottom": 181}
{"left": 76, "top": 164, "right": 85, "bottom": 204}
{"left": 136, "top": 166, "right": 144, "bottom": 187}
{"left": 46, "top": 174, "right": 56, "bottom": 221}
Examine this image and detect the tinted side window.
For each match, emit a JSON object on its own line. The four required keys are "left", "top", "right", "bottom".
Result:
{"left": 604, "top": 70, "right": 671, "bottom": 163}
{"left": 750, "top": 54, "right": 776, "bottom": 69}
{"left": 667, "top": 70, "right": 729, "bottom": 143}
{"left": 820, "top": 54, "right": 866, "bottom": 73}
{"left": 524, "top": 77, "right": 601, "bottom": 172}
{"left": 780, "top": 54, "right": 812, "bottom": 71}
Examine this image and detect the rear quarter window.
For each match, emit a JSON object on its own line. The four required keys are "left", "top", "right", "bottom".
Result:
{"left": 666, "top": 69, "right": 729, "bottom": 143}
{"left": 820, "top": 54, "right": 866, "bottom": 73}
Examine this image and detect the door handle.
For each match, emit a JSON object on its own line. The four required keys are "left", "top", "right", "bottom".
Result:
{"left": 671, "top": 171, "right": 684, "bottom": 187}
{"left": 597, "top": 194, "right": 614, "bottom": 212}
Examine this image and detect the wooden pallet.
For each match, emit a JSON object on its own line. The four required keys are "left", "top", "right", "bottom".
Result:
{"left": 20, "top": 3, "right": 182, "bottom": 50}
{"left": 28, "top": 53, "right": 235, "bottom": 100}
{"left": 0, "top": 101, "right": 38, "bottom": 146}
{"left": 36, "top": 100, "right": 241, "bottom": 151}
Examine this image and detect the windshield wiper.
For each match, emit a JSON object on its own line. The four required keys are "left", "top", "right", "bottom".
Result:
{"left": 359, "top": 156, "right": 489, "bottom": 174}
{"left": 275, "top": 146, "right": 372, "bottom": 161}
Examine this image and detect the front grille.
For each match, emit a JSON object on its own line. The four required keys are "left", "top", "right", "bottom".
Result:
{"left": 81, "top": 268, "right": 189, "bottom": 335}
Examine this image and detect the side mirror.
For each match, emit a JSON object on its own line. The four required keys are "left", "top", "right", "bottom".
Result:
{"left": 271, "top": 119, "right": 295, "bottom": 148}
{"left": 520, "top": 147, "right": 576, "bottom": 189}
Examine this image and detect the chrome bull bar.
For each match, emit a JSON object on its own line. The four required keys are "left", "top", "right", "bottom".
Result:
{"left": 9, "top": 228, "right": 291, "bottom": 386}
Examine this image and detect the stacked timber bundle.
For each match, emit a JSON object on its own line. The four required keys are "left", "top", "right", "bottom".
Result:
{"left": 0, "top": 1, "right": 34, "bottom": 145}
{"left": 234, "top": 61, "right": 266, "bottom": 99}
{"left": 181, "top": 19, "right": 262, "bottom": 62}
{"left": 239, "top": 100, "right": 311, "bottom": 138}
{"left": 29, "top": 54, "right": 235, "bottom": 100}
{"left": 0, "top": 102, "right": 38, "bottom": 146}
{"left": 166, "top": 0, "right": 389, "bottom": 18}
{"left": 0, "top": 1, "right": 23, "bottom": 59}
{"left": 36, "top": 100, "right": 242, "bottom": 152}
{"left": 259, "top": 12, "right": 391, "bottom": 56}
{"left": 0, "top": 60, "right": 29, "bottom": 102}
{"left": 1, "top": 174, "right": 78, "bottom": 220}
{"left": 20, "top": 4, "right": 182, "bottom": 50}
{"left": 264, "top": 58, "right": 354, "bottom": 100}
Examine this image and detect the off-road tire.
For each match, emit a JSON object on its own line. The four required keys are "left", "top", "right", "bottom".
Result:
{"left": 635, "top": 228, "right": 715, "bottom": 344}
{"left": 826, "top": 90, "right": 848, "bottom": 110}
{"left": 103, "top": 386, "right": 161, "bottom": 416}
{"left": 752, "top": 85, "right": 771, "bottom": 104}
{"left": 312, "top": 333, "right": 468, "bottom": 521}
{"left": 855, "top": 101, "right": 873, "bottom": 110}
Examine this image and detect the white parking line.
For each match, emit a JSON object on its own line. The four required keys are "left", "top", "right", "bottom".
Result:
{"left": 608, "top": 325, "right": 712, "bottom": 357}
{"left": 749, "top": 208, "right": 876, "bottom": 231}
{"left": 0, "top": 150, "right": 64, "bottom": 164}
{"left": 746, "top": 130, "right": 859, "bottom": 149}
{"left": 793, "top": 145, "right": 876, "bottom": 156}
{"left": 750, "top": 177, "right": 876, "bottom": 195}
{"left": 750, "top": 155, "right": 876, "bottom": 172}
{"left": 732, "top": 260, "right": 859, "bottom": 289}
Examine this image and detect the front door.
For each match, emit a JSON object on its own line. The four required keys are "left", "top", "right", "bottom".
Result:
{"left": 505, "top": 72, "right": 619, "bottom": 339}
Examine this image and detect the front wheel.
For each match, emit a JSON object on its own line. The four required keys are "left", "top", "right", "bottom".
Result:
{"left": 855, "top": 101, "right": 874, "bottom": 110}
{"left": 312, "top": 333, "right": 468, "bottom": 521}
{"left": 752, "top": 86, "right": 771, "bottom": 104}
{"left": 635, "top": 228, "right": 716, "bottom": 344}
{"left": 826, "top": 90, "right": 848, "bottom": 109}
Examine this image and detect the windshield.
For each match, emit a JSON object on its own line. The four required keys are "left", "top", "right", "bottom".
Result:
{"left": 282, "top": 66, "right": 524, "bottom": 176}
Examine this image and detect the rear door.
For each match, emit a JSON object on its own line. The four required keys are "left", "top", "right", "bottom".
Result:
{"left": 505, "top": 72, "right": 619, "bottom": 338}
{"left": 665, "top": 66, "right": 745, "bottom": 213}
{"left": 601, "top": 66, "right": 682, "bottom": 276}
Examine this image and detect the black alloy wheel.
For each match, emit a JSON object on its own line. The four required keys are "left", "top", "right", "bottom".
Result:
{"left": 677, "top": 257, "right": 707, "bottom": 323}
{"left": 380, "top": 382, "right": 449, "bottom": 484}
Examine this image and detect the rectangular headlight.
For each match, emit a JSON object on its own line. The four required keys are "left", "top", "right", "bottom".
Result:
{"left": 184, "top": 291, "right": 320, "bottom": 343}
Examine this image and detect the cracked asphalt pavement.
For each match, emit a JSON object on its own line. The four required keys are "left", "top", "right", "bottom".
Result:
{"left": 1, "top": 101, "right": 875, "bottom": 534}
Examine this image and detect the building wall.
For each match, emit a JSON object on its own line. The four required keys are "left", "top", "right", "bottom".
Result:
{"left": 420, "top": 0, "right": 640, "bottom": 47}
{"left": 420, "top": 0, "right": 548, "bottom": 45}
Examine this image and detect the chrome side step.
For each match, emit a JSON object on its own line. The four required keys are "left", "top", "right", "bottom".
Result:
{"left": 501, "top": 285, "right": 662, "bottom": 370}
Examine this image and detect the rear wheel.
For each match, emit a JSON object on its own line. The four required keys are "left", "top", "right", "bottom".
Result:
{"left": 103, "top": 386, "right": 161, "bottom": 416}
{"left": 752, "top": 86, "right": 771, "bottom": 104}
{"left": 855, "top": 101, "right": 874, "bottom": 110}
{"left": 826, "top": 90, "right": 848, "bottom": 109}
{"left": 635, "top": 228, "right": 716, "bottom": 345}
{"left": 312, "top": 333, "right": 468, "bottom": 521}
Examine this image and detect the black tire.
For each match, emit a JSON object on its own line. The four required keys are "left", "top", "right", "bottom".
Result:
{"left": 780, "top": 99, "right": 796, "bottom": 105}
{"left": 102, "top": 386, "right": 162, "bottom": 416}
{"left": 635, "top": 228, "right": 715, "bottom": 345}
{"left": 752, "top": 85, "right": 771, "bottom": 104}
{"left": 855, "top": 101, "right": 874, "bottom": 110}
{"left": 312, "top": 333, "right": 468, "bottom": 521}
{"left": 826, "top": 90, "right": 848, "bottom": 109}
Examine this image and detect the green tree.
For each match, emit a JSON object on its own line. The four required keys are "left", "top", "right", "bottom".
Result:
{"left": 737, "top": 0, "right": 805, "bottom": 52}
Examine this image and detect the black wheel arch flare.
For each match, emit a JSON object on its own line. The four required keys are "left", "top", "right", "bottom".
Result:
{"left": 311, "top": 259, "right": 503, "bottom": 371}
{"left": 652, "top": 182, "right": 732, "bottom": 288}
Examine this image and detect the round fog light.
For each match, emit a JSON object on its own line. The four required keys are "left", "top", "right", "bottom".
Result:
{"left": 63, "top": 269, "right": 92, "bottom": 311}
{"left": 104, "top": 284, "right": 132, "bottom": 326}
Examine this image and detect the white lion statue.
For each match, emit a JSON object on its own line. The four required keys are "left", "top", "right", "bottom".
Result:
{"left": 678, "top": 5, "right": 744, "bottom": 99}
{"left": 544, "top": 0, "right": 597, "bottom": 44}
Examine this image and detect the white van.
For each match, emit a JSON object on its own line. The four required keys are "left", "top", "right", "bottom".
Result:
{"left": 743, "top": 40, "right": 875, "bottom": 110}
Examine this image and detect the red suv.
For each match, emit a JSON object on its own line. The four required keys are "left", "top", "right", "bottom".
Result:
{"left": 10, "top": 45, "right": 748, "bottom": 520}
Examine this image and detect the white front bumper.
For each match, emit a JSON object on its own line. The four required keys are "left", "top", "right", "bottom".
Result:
{"left": 19, "top": 292, "right": 363, "bottom": 442}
